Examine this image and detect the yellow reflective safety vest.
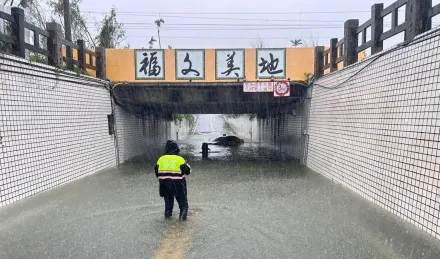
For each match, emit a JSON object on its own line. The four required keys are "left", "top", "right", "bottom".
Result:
{"left": 156, "top": 155, "right": 186, "bottom": 180}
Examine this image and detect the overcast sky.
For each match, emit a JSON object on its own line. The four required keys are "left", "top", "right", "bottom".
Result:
{"left": 79, "top": 0, "right": 440, "bottom": 49}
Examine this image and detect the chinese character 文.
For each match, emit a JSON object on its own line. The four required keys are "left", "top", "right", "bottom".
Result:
{"left": 259, "top": 53, "right": 283, "bottom": 75}
{"left": 221, "top": 51, "right": 240, "bottom": 77}
{"left": 181, "top": 53, "right": 200, "bottom": 76}
{"left": 139, "top": 52, "right": 161, "bottom": 76}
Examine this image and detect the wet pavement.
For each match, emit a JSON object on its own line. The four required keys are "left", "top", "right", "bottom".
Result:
{"left": 1, "top": 115, "right": 440, "bottom": 259}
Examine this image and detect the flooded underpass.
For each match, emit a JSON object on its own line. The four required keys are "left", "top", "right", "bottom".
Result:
{"left": 1, "top": 115, "right": 440, "bottom": 259}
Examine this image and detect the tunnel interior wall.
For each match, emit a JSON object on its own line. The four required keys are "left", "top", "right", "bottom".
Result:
{"left": 307, "top": 31, "right": 440, "bottom": 239}
{"left": 223, "top": 116, "right": 259, "bottom": 142}
{"left": 0, "top": 55, "right": 116, "bottom": 207}
{"left": 170, "top": 117, "right": 193, "bottom": 141}
{"left": 114, "top": 107, "right": 194, "bottom": 163}
{"left": 114, "top": 106, "right": 169, "bottom": 163}
{"left": 221, "top": 111, "right": 303, "bottom": 161}
{"left": 258, "top": 111, "right": 303, "bottom": 161}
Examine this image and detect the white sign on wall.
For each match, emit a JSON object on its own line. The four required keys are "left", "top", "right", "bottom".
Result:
{"left": 216, "top": 49, "right": 245, "bottom": 80}
{"left": 175, "top": 49, "right": 205, "bottom": 80}
{"left": 135, "top": 49, "right": 165, "bottom": 80}
{"left": 243, "top": 82, "right": 274, "bottom": 92}
{"left": 256, "top": 48, "right": 286, "bottom": 79}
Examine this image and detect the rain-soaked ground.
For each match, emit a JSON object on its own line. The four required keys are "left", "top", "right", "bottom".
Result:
{"left": 1, "top": 115, "right": 440, "bottom": 259}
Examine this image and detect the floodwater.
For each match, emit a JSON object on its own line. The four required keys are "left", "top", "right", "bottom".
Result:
{"left": 1, "top": 115, "right": 440, "bottom": 259}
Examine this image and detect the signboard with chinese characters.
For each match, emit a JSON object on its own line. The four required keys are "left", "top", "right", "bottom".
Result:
{"left": 243, "top": 82, "right": 274, "bottom": 92}
{"left": 175, "top": 49, "right": 205, "bottom": 80}
{"left": 135, "top": 49, "right": 165, "bottom": 80}
{"left": 256, "top": 48, "right": 286, "bottom": 79}
{"left": 215, "top": 49, "right": 245, "bottom": 80}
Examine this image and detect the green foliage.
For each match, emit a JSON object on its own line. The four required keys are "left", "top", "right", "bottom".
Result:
{"left": 49, "top": 0, "right": 95, "bottom": 46}
{"left": 291, "top": 39, "right": 303, "bottom": 47}
{"left": 29, "top": 53, "right": 47, "bottom": 64}
{"left": 226, "top": 114, "right": 256, "bottom": 121}
{"left": 95, "top": 8, "right": 125, "bottom": 48}
{"left": 173, "top": 114, "right": 196, "bottom": 130}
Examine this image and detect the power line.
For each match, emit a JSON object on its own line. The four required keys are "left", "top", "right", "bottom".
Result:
{"left": 87, "top": 26, "right": 343, "bottom": 30}
{"left": 125, "top": 35, "right": 335, "bottom": 40}
{"left": 82, "top": 12, "right": 362, "bottom": 23}
{"left": 83, "top": 10, "right": 372, "bottom": 15}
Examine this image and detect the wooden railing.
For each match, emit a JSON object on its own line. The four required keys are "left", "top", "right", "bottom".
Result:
{"left": 0, "top": 7, "right": 105, "bottom": 79}
{"left": 315, "top": 0, "right": 439, "bottom": 78}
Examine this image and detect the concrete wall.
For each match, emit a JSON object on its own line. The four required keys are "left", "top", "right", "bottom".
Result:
{"left": 0, "top": 55, "right": 116, "bottom": 207}
{"left": 258, "top": 113, "right": 303, "bottom": 161}
{"left": 307, "top": 31, "right": 440, "bottom": 239}
{"left": 223, "top": 116, "right": 258, "bottom": 142}
{"left": 114, "top": 107, "right": 169, "bottom": 163}
{"left": 170, "top": 118, "right": 193, "bottom": 142}
{"left": 224, "top": 113, "right": 303, "bottom": 161}
{"left": 114, "top": 108, "right": 194, "bottom": 163}
{"left": 106, "top": 48, "right": 315, "bottom": 82}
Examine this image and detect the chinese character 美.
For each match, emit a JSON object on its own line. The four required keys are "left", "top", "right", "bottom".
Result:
{"left": 259, "top": 53, "right": 283, "bottom": 75}
{"left": 181, "top": 53, "right": 200, "bottom": 76}
{"left": 139, "top": 52, "right": 161, "bottom": 76}
{"left": 221, "top": 51, "right": 240, "bottom": 77}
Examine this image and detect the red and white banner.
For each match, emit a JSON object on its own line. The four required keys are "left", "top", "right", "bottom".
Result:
{"left": 274, "top": 81, "right": 290, "bottom": 97}
{"left": 243, "top": 82, "right": 274, "bottom": 92}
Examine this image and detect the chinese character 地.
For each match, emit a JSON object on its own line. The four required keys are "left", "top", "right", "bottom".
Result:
{"left": 259, "top": 53, "right": 283, "bottom": 75}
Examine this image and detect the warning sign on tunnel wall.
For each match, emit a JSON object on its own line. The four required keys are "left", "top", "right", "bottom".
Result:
{"left": 274, "top": 81, "right": 290, "bottom": 97}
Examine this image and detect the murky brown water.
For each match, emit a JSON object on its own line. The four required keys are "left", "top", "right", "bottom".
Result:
{"left": 1, "top": 115, "right": 440, "bottom": 259}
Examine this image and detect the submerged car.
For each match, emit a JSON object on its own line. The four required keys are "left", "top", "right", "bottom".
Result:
{"left": 211, "top": 135, "right": 244, "bottom": 146}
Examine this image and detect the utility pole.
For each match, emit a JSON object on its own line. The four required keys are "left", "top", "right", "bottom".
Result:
{"left": 63, "top": 0, "right": 72, "bottom": 41}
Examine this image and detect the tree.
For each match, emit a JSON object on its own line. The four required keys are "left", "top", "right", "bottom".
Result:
{"left": 95, "top": 8, "right": 125, "bottom": 48}
{"left": 148, "top": 36, "right": 156, "bottom": 49}
{"left": 291, "top": 39, "right": 303, "bottom": 47}
{"left": 154, "top": 18, "right": 164, "bottom": 49}
{"left": 250, "top": 35, "right": 265, "bottom": 48}
{"left": 49, "top": 0, "right": 95, "bottom": 46}
{"left": 168, "top": 45, "right": 172, "bottom": 49}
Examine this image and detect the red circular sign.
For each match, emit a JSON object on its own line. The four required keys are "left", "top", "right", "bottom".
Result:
{"left": 274, "top": 81, "right": 290, "bottom": 96}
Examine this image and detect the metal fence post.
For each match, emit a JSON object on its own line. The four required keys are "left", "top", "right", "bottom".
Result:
{"left": 11, "top": 7, "right": 25, "bottom": 58}
{"left": 371, "top": 4, "right": 384, "bottom": 55}
{"left": 330, "top": 38, "right": 338, "bottom": 72}
{"left": 96, "top": 47, "right": 106, "bottom": 79}
{"left": 46, "top": 22, "right": 63, "bottom": 67}
{"left": 314, "top": 46, "right": 324, "bottom": 78}
{"left": 406, "top": 0, "right": 431, "bottom": 40}
{"left": 77, "top": 39, "right": 86, "bottom": 71}
{"left": 343, "top": 19, "right": 359, "bottom": 67}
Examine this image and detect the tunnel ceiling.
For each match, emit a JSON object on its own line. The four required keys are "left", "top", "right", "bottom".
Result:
{"left": 112, "top": 81, "right": 306, "bottom": 116}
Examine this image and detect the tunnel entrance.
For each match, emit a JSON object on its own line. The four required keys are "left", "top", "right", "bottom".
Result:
{"left": 111, "top": 81, "right": 308, "bottom": 164}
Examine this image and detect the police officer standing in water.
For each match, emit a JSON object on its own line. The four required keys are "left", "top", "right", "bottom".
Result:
{"left": 154, "top": 140, "right": 191, "bottom": 221}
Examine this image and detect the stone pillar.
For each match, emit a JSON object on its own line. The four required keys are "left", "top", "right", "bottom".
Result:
{"left": 406, "top": 0, "right": 431, "bottom": 40}
{"left": 314, "top": 46, "right": 324, "bottom": 78}
{"left": 11, "top": 7, "right": 25, "bottom": 58}
{"left": 330, "top": 38, "right": 338, "bottom": 72}
{"left": 77, "top": 39, "right": 86, "bottom": 71}
{"left": 343, "top": 19, "right": 359, "bottom": 67}
{"left": 371, "top": 4, "right": 384, "bottom": 55}
{"left": 96, "top": 47, "right": 106, "bottom": 79}
{"left": 46, "top": 22, "right": 63, "bottom": 67}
